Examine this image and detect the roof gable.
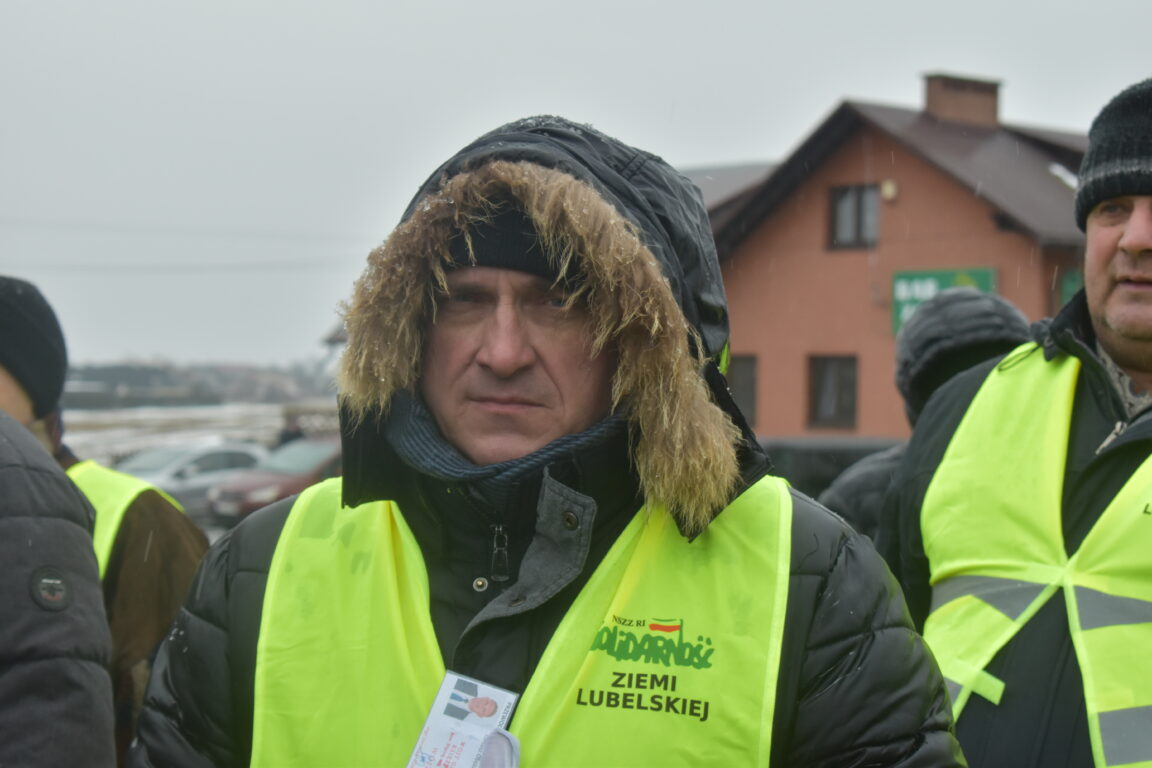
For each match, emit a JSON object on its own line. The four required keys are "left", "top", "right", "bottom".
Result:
{"left": 681, "top": 163, "right": 776, "bottom": 209}
{"left": 715, "top": 99, "right": 1085, "bottom": 256}
{"left": 681, "top": 162, "right": 776, "bottom": 234}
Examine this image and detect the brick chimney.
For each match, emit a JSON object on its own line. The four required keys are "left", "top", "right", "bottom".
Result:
{"left": 923, "top": 73, "right": 1001, "bottom": 127}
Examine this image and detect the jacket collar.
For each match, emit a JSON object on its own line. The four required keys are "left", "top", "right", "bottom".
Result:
{"left": 339, "top": 400, "right": 641, "bottom": 526}
{"left": 1040, "top": 290, "right": 1097, "bottom": 362}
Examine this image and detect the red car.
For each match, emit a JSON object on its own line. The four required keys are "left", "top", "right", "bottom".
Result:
{"left": 207, "top": 436, "right": 341, "bottom": 525}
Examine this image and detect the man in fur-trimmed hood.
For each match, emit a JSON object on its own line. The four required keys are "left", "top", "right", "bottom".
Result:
{"left": 130, "top": 116, "right": 963, "bottom": 767}
{"left": 339, "top": 118, "right": 746, "bottom": 535}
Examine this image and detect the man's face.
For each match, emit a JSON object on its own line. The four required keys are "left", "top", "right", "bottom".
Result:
{"left": 420, "top": 267, "right": 614, "bottom": 465}
{"left": 1085, "top": 195, "right": 1152, "bottom": 370}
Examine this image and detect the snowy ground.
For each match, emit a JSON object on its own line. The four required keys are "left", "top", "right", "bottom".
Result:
{"left": 64, "top": 402, "right": 337, "bottom": 542}
{"left": 63, "top": 402, "right": 318, "bottom": 465}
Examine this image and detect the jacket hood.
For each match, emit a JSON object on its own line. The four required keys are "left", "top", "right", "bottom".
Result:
{"left": 339, "top": 116, "right": 748, "bottom": 534}
{"left": 895, "top": 287, "right": 1031, "bottom": 424}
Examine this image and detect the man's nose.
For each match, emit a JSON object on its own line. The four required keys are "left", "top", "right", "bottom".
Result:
{"left": 475, "top": 302, "right": 536, "bottom": 376}
{"left": 1120, "top": 199, "right": 1152, "bottom": 256}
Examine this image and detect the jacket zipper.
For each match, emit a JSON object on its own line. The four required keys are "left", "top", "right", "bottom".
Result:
{"left": 490, "top": 524, "right": 511, "bottom": 583}
{"left": 461, "top": 484, "right": 513, "bottom": 584}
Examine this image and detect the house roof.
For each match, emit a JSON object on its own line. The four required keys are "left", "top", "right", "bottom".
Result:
{"left": 713, "top": 100, "right": 1086, "bottom": 257}
{"left": 681, "top": 163, "right": 777, "bottom": 208}
{"left": 681, "top": 162, "right": 777, "bottom": 234}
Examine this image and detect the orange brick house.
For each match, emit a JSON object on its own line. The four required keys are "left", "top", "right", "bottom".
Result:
{"left": 686, "top": 73, "right": 1087, "bottom": 443}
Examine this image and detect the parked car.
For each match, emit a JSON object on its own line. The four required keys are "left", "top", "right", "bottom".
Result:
{"left": 114, "top": 441, "right": 269, "bottom": 521}
{"left": 207, "top": 436, "right": 341, "bottom": 525}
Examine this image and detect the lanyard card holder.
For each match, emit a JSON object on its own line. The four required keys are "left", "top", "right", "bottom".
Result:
{"left": 407, "top": 671, "right": 521, "bottom": 768}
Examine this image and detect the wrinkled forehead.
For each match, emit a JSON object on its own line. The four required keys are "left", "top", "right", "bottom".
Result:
{"left": 441, "top": 266, "right": 561, "bottom": 292}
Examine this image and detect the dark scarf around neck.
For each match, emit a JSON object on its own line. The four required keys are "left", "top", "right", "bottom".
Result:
{"left": 383, "top": 389, "right": 625, "bottom": 507}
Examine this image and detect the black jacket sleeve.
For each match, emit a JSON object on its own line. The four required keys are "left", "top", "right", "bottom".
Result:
{"left": 129, "top": 498, "right": 293, "bottom": 768}
{"left": 132, "top": 488, "right": 965, "bottom": 768}
{"left": 816, "top": 443, "right": 907, "bottom": 541}
{"left": 779, "top": 492, "right": 966, "bottom": 766}
{"left": 0, "top": 414, "right": 116, "bottom": 767}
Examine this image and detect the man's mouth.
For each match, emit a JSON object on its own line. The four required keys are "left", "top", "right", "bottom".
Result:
{"left": 469, "top": 395, "right": 540, "bottom": 409}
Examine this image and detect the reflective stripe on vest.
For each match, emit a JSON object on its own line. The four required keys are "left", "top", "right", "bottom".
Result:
{"left": 250, "top": 474, "right": 793, "bottom": 767}
{"left": 66, "top": 460, "right": 183, "bottom": 578}
{"left": 922, "top": 342, "right": 1152, "bottom": 768}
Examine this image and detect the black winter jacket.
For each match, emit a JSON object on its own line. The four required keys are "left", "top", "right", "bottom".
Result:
{"left": 878, "top": 291, "right": 1152, "bottom": 768}
{"left": 818, "top": 443, "right": 906, "bottom": 541}
{"left": 0, "top": 412, "right": 116, "bottom": 766}
{"left": 132, "top": 432, "right": 961, "bottom": 767}
{"left": 132, "top": 115, "right": 961, "bottom": 767}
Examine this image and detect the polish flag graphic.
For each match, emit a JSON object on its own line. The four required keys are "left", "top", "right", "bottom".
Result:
{"left": 649, "top": 618, "right": 682, "bottom": 632}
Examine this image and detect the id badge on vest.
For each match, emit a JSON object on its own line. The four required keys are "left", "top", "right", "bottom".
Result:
{"left": 406, "top": 672, "right": 520, "bottom": 768}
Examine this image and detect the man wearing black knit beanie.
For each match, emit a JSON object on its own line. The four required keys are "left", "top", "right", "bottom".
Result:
{"left": 0, "top": 277, "right": 69, "bottom": 427}
{"left": 878, "top": 77, "right": 1152, "bottom": 768}
{"left": 0, "top": 275, "right": 208, "bottom": 766}
{"left": 0, "top": 279, "right": 116, "bottom": 768}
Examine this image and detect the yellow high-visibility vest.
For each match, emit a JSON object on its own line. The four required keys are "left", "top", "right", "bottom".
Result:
{"left": 922, "top": 343, "right": 1152, "bottom": 768}
{"left": 66, "top": 460, "right": 183, "bottom": 578}
{"left": 250, "top": 474, "right": 793, "bottom": 767}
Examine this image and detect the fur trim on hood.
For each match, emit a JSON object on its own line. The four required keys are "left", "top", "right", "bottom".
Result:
{"left": 340, "top": 119, "right": 745, "bottom": 534}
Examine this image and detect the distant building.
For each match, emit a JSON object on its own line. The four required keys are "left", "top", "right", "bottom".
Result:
{"left": 62, "top": 362, "right": 331, "bottom": 409}
{"left": 64, "top": 364, "right": 223, "bottom": 409}
{"left": 687, "top": 72, "right": 1086, "bottom": 440}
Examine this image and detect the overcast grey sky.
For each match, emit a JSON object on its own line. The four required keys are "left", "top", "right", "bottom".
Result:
{"left": 2, "top": 0, "right": 1146, "bottom": 366}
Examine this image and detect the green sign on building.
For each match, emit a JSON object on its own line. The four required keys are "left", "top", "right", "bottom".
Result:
{"left": 1060, "top": 270, "right": 1083, "bottom": 308}
{"left": 892, "top": 268, "right": 997, "bottom": 334}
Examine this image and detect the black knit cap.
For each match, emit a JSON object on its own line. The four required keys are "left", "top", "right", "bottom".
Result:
{"left": 0, "top": 276, "right": 68, "bottom": 419}
{"left": 446, "top": 204, "right": 566, "bottom": 282}
{"left": 1075, "top": 78, "right": 1152, "bottom": 231}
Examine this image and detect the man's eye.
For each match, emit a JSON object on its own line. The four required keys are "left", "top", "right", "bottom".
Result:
{"left": 1095, "top": 199, "right": 1130, "bottom": 217}
{"left": 543, "top": 293, "right": 570, "bottom": 309}
{"left": 435, "top": 289, "right": 490, "bottom": 320}
{"left": 443, "top": 289, "right": 486, "bottom": 305}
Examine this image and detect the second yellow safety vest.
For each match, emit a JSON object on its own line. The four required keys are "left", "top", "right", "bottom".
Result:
{"left": 922, "top": 343, "right": 1152, "bottom": 768}
{"left": 250, "top": 474, "right": 794, "bottom": 767}
{"left": 67, "top": 460, "right": 183, "bottom": 578}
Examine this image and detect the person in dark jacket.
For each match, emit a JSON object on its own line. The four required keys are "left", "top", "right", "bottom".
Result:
{"left": 0, "top": 275, "right": 209, "bottom": 765}
{"left": 131, "top": 115, "right": 963, "bottom": 767}
{"left": 878, "top": 78, "right": 1152, "bottom": 768}
{"left": 0, "top": 410, "right": 116, "bottom": 767}
{"left": 819, "top": 287, "right": 1030, "bottom": 540}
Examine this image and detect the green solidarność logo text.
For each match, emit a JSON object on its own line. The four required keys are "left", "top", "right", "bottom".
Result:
{"left": 589, "top": 619, "right": 714, "bottom": 669}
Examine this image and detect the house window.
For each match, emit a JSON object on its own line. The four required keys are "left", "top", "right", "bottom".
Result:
{"left": 808, "top": 355, "right": 857, "bottom": 428}
{"left": 829, "top": 185, "right": 879, "bottom": 249}
{"left": 726, "top": 355, "right": 757, "bottom": 426}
